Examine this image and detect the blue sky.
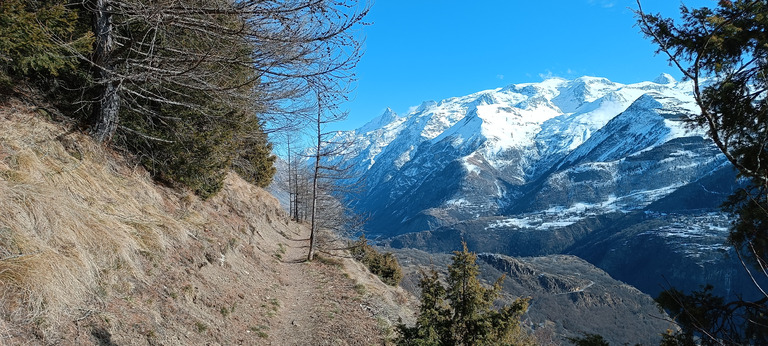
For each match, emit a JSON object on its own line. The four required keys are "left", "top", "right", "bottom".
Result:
{"left": 334, "top": 0, "right": 713, "bottom": 131}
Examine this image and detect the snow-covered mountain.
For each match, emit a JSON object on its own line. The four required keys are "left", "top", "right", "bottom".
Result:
{"left": 332, "top": 75, "right": 725, "bottom": 234}
{"left": 328, "top": 75, "right": 757, "bottom": 300}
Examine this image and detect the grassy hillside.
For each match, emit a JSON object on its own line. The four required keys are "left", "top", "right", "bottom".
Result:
{"left": 0, "top": 96, "right": 414, "bottom": 345}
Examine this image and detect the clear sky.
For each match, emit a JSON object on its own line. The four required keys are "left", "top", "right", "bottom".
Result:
{"left": 334, "top": 0, "right": 713, "bottom": 131}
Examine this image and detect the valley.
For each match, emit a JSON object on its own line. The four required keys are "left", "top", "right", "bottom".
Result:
{"left": 312, "top": 74, "right": 767, "bottom": 343}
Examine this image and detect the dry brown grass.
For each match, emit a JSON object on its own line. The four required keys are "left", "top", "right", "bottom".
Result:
{"left": 0, "top": 97, "right": 414, "bottom": 345}
{"left": 0, "top": 98, "right": 235, "bottom": 341}
{"left": 0, "top": 99, "right": 182, "bottom": 338}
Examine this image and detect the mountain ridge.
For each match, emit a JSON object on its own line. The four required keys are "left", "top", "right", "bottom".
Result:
{"left": 333, "top": 74, "right": 708, "bottom": 236}
{"left": 329, "top": 74, "right": 763, "bottom": 307}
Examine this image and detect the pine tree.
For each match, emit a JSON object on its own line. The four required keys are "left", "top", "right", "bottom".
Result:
{"left": 637, "top": 0, "right": 768, "bottom": 342}
{"left": 0, "top": 0, "right": 92, "bottom": 85}
{"left": 397, "top": 243, "right": 533, "bottom": 346}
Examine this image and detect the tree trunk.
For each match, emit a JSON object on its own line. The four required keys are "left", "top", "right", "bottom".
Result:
{"left": 287, "top": 137, "right": 292, "bottom": 220}
{"left": 307, "top": 95, "right": 322, "bottom": 262}
{"left": 90, "top": 0, "right": 120, "bottom": 143}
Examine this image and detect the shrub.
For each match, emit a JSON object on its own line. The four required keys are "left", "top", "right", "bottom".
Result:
{"left": 351, "top": 235, "right": 403, "bottom": 286}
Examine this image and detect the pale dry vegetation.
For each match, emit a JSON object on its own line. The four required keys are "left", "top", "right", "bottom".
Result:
{"left": 0, "top": 98, "right": 412, "bottom": 344}
{"left": 0, "top": 98, "right": 182, "bottom": 338}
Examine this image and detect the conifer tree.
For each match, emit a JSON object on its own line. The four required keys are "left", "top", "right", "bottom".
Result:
{"left": 1, "top": 0, "right": 368, "bottom": 198}
{"left": 637, "top": 0, "right": 768, "bottom": 342}
{"left": 397, "top": 243, "right": 533, "bottom": 346}
{"left": 0, "top": 0, "right": 92, "bottom": 85}
{"left": 350, "top": 235, "right": 404, "bottom": 286}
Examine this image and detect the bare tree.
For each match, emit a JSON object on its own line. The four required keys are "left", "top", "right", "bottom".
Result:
{"left": 74, "top": 0, "right": 370, "bottom": 143}
{"left": 308, "top": 92, "right": 323, "bottom": 261}
{"left": 286, "top": 134, "right": 297, "bottom": 221}
{"left": 307, "top": 88, "right": 349, "bottom": 261}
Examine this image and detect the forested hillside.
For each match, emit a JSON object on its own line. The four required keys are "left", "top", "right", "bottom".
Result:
{"left": 1, "top": 0, "right": 368, "bottom": 197}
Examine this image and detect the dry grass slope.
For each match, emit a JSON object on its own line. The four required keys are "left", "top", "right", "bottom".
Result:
{"left": 0, "top": 97, "right": 414, "bottom": 345}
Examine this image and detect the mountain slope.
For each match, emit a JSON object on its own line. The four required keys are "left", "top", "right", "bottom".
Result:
{"left": 392, "top": 248, "right": 673, "bottom": 345}
{"left": 331, "top": 75, "right": 765, "bottom": 305}
{"left": 0, "top": 97, "right": 413, "bottom": 345}
{"left": 334, "top": 75, "right": 716, "bottom": 238}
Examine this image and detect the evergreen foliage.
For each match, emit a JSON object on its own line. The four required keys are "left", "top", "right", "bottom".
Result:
{"left": 98, "top": 0, "right": 275, "bottom": 197}
{"left": 0, "top": 0, "right": 368, "bottom": 199}
{"left": 0, "top": 0, "right": 92, "bottom": 83}
{"left": 0, "top": 0, "right": 292, "bottom": 198}
{"left": 120, "top": 103, "right": 274, "bottom": 198}
{"left": 351, "top": 235, "right": 403, "bottom": 286}
{"left": 397, "top": 243, "right": 533, "bottom": 346}
{"left": 637, "top": 0, "right": 768, "bottom": 342}
{"left": 115, "top": 68, "right": 274, "bottom": 197}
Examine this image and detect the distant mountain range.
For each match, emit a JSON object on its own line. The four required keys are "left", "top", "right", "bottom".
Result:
{"left": 325, "top": 74, "right": 762, "bottom": 302}
{"left": 334, "top": 74, "right": 721, "bottom": 234}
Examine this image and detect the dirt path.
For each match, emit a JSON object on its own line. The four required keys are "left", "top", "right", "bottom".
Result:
{"left": 269, "top": 231, "right": 318, "bottom": 345}
{"left": 267, "top": 229, "right": 387, "bottom": 346}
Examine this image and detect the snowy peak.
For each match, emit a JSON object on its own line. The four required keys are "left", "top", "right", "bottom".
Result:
{"left": 359, "top": 107, "right": 401, "bottom": 133}
{"left": 626, "top": 93, "right": 664, "bottom": 113}
{"left": 327, "top": 75, "right": 718, "bottom": 238}
{"left": 560, "top": 93, "right": 670, "bottom": 166}
{"left": 653, "top": 73, "right": 677, "bottom": 85}
{"left": 551, "top": 76, "right": 620, "bottom": 113}
{"left": 338, "top": 75, "right": 698, "bottom": 181}
{"left": 416, "top": 100, "right": 438, "bottom": 114}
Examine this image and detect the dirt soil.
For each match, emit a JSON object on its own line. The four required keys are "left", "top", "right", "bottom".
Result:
{"left": 68, "top": 224, "right": 397, "bottom": 346}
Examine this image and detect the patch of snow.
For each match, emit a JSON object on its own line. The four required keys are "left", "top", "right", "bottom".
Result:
{"left": 486, "top": 218, "right": 535, "bottom": 230}
{"left": 462, "top": 156, "right": 481, "bottom": 175}
{"left": 446, "top": 198, "right": 472, "bottom": 207}
{"left": 394, "top": 146, "right": 414, "bottom": 169}
{"left": 536, "top": 221, "right": 577, "bottom": 230}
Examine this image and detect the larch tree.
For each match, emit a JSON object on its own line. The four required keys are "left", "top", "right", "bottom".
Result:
{"left": 30, "top": 0, "right": 370, "bottom": 197}
{"left": 79, "top": 0, "right": 369, "bottom": 142}
{"left": 305, "top": 83, "right": 362, "bottom": 261}
{"left": 637, "top": 0, "right": 768, "bottom": 343}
